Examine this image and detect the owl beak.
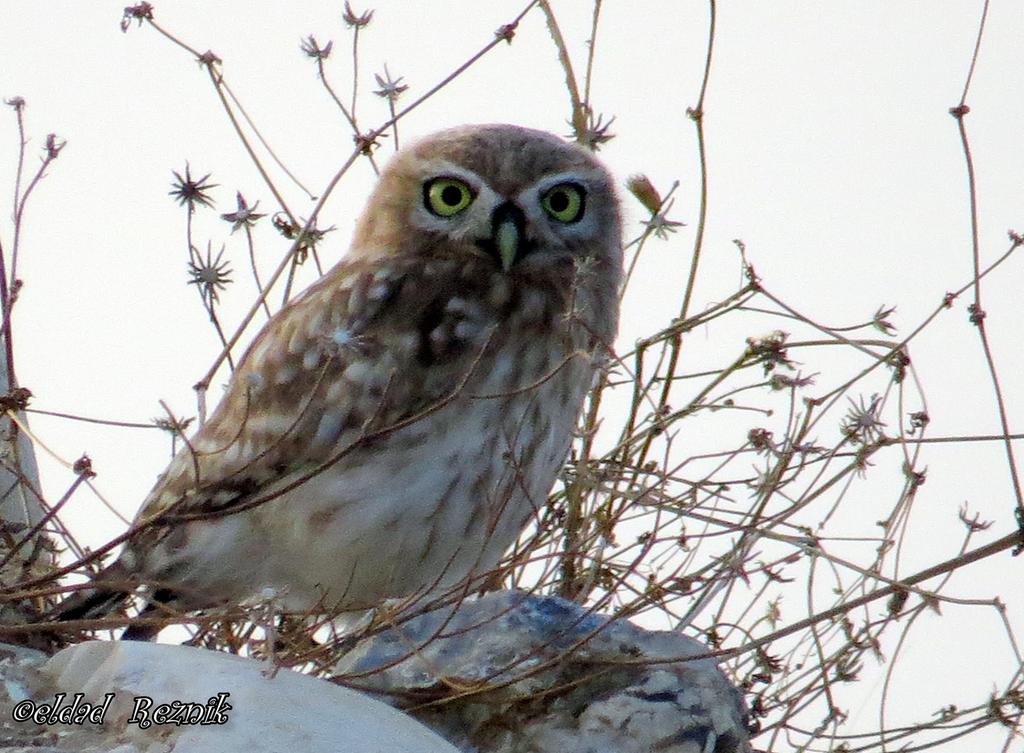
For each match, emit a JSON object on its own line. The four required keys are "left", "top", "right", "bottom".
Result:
{"left": 480, "top": 201, "right": 530, "bottom": 272}
{"left": 495, "top": 217, "right": 519, "bottom": 272}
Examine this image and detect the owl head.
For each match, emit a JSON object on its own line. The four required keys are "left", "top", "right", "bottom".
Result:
{"left": 351, "top": 124, "right": 622, "bottom": 280}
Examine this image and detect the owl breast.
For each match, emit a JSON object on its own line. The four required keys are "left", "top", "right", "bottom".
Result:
{"left": 258, "top": 320, "right": 593, "bottom": 612}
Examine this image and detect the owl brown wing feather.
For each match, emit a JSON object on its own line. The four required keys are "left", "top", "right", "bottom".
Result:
{"left": 53, "top": 249, "right": 570, "bottom": 627}
{"left": 132, "top": 252, "right": 505, "bottom": 534}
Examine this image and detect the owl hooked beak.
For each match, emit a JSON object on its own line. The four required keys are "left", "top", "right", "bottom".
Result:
{"left": 481, "top": 201, "right": 532, "bottom": 272}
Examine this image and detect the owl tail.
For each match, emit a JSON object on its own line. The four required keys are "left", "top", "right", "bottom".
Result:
{"left": 47, "top": 561, "right": 134, "bottom": 630}
{"left": 48, "top": 563, "right": 176, "bottom": 642}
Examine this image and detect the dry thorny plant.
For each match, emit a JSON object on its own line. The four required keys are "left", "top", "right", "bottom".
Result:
{"left": 0, "top": 2, "right": 1022, "bottom": 751}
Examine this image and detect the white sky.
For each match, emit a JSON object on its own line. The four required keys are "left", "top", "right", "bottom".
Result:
{"left": 2, "top": 2, "right": 1023, "bottom": 750}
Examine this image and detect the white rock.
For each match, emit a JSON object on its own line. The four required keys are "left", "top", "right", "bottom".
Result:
{"left": 39, "top": 641, "right": 459, "bottom": 753}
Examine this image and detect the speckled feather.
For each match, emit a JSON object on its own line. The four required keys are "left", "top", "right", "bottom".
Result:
{"left": 62, "top": 124, "right": 622, "bottom": 622}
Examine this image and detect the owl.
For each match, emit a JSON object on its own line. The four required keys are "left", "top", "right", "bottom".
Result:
{"left": 55, "top": 124, "right": 622, "bottom": 639}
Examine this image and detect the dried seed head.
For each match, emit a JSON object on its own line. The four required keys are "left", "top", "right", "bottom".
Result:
{"left": 626, "top": 174, "right": 663, "bottom": 215}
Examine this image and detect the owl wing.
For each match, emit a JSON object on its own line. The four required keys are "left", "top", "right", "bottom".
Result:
{"left": 133, "top": 253, "right": 499, "bottom": 532}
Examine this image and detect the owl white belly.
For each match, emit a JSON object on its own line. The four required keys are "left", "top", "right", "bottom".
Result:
{"left": 252, "top": 348, "right": 591, "bottom": 611}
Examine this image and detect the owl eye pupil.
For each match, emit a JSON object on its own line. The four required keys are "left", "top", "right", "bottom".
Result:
{"left": 541, "top": 182, "right": 585, "bottom": 223}
{"left": 425, "top": 178, "right": 474, "bottom": 217}
{"left": 548, "top": 190, "right": 570, "bottom": 213}
{"left": 440, "top": 185, "right": 463, "bottom": 206}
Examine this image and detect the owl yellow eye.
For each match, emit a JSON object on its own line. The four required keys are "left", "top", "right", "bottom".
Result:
{"left": 425, "top": 178, "right": 474, "bottom": 217}
{"left": 541, "top": 183, "right": 585, "bottom": 223}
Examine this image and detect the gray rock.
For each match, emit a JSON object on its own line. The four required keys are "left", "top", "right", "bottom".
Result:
{"left": 335, "top": 590, "right": 752, "bottom": 753}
